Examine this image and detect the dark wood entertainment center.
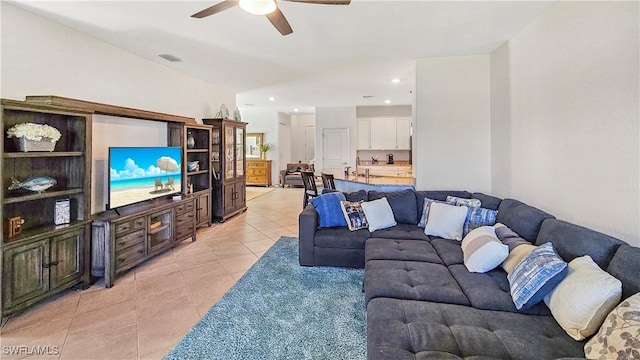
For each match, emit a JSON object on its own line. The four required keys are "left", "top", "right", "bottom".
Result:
{"left": 1, "top": 96, "right": 241, "bottom": 318}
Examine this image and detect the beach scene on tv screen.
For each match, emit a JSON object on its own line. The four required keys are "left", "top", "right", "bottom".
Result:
{"left": 109, "top": 147, "right": 182, "bottom": 209}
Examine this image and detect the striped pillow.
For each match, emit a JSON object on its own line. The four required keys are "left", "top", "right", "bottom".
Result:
{"left": 461, "top": 226, "right": 509, "bottom": 273}
{"left": 508, "top": 242, "right": 568, "bottom": 310}
{"left": 463, "top": 207, "right": 498, "bottom": 236}
{"left": 447, "top": 196, "right": 481, "bottom": 208}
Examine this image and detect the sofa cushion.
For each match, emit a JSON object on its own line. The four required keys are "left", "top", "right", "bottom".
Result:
{"left": 472, "top": 192, "right": 502, "bottom": 210}
{"left": 364, "top": 260, "right": 469, "bottom": 306}
{"left": 536, "top": 219, "right": 625, "bottom": 269}
{"left": 370, "top": 223, "right": 430, "bottom": 241}
{"left": 415, "top": 190, "right": 472, "bottom": 223}
{"left": 367, "top": 298, "right": 585, "bottom": 360}
{"left": 430, "top": 238, "right": 464, "bottom": 266}
{"left": 496, "top": 199, "right": 555, "bottom": 242}
{"left": 365, "top": 238, "right": 442, "bottom": 264}
{"left": 344, "top": 189, "right": 368, "bottom": 202}
{"left": 448, "top": 264, "right": 551, "bottom": 315}
{"left": 607, "top": 244, "right": 640, "bottom": 300}
{"left": 313, "top": 227, "right": 370, "bottom": 249}
{"left": 368, "top": 189, "right": 418, "bottom": 225}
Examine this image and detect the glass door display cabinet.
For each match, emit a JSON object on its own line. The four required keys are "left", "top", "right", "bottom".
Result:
{"left": 202, "top": 118, "right": 247, "bottom": 222}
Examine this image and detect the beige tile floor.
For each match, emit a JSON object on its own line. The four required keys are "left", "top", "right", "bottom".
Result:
{"left": 0, "top": 187, "right": 303, "bottom": 360}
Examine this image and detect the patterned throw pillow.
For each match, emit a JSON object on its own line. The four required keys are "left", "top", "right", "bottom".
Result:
{"left": 584, "top": 292, "right": 640, "bottom": 360}
{"left": 340, "top": 200, "right": 368, "bottom": 231}
{"left": 446, "top": 196, "right": 481, "bottom": 208}
{"left": 417, "top": 198, "right": 448, "bottom": 228}
{"left": 507, "top": 242, "right": 568, "bottom": 310}
{"left": 461, "top": 226, "right": 509, "bottom": 273}
{"left": 463, "top": 207, "right": 498, "bottom": 236}
{"left": 310, "top": 192, "right": 347, "bottom": 228}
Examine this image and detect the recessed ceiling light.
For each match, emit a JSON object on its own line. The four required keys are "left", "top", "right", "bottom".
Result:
{"left": 269, "top": 97, "right": 275, "bottom": 101}
{"left": 385, "top": 99, "right": 391, "bottom": 104}
{"left": 294, "top": 108, "right": 299, "bottom": 112}
{"left": 391, "top": 78, "right": 400, "bottom": 84}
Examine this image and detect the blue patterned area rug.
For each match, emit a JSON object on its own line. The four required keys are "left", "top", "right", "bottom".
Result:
{"left": 164, "top": 236, "right": 366, "bottom": 360}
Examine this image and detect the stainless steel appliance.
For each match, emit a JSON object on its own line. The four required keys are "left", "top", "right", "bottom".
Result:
{"left": 386, "top": 153, "right": 394, "bottom": 164}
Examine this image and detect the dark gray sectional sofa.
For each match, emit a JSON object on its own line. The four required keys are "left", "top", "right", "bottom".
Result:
{"left": 298, "top": 189, "right": 640, "bottom": 359}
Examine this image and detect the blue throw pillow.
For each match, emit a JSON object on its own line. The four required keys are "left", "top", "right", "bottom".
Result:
{"left": 464, "top": 207, "right": 498, "bottom": 236}
{"left": 310, "top": 192, "right": 347, "bottom": 228}
{"left": 508, "top": 242, "right": 568, "bottom": 310}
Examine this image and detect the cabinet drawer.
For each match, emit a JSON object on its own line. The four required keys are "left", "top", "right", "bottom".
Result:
{"left": 115, "top": 221, "right": 132, "bottom": 235}
{"left": 115, "top": 242, "right": 145, "bottom": 271}
{"left": 250, "top": 168, "right": 266, "bottom": 176}
{"left": 247, "top": 162, "right": 264, "bottom": 169}
{"left": 175, "top": 224, "right": 194, "bottom": 241}
{"left": 114, "top": 229, "right": 145, "bottom": 252}
{"left": 176, "top": 212, "right": 194, "bottom": 226}
{"left": 176, "top": 201, "right": 195, "bottom": 215}
{"left": 247, "top": 175, "right": 264, "bottom": 183}
{"left": 132, "top": 217, "right": 145, "bottom": 231}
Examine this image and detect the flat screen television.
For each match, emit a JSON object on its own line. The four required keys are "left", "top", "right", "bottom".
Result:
{"left": 108, "top": 146, "right": 182, "bottom": 209}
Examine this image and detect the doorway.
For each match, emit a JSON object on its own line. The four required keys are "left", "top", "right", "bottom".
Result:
{"left": 322, "top": 128, "right": 349, "bottom": 176}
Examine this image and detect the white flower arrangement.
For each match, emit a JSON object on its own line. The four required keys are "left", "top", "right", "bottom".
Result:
{"left": 6, "top": 123, "right": 62, "bottom": 142}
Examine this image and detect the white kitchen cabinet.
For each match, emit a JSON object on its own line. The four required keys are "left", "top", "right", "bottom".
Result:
{"left": 357, "top": 118, "right": 371, "bottom": 149}
{"left": 396, "top": 117, "right": 411, "bottom": 150}
{"left": 357, "top": 117, "right": 411, "bottom": 150}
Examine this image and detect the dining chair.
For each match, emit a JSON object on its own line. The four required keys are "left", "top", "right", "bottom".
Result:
{"left": 321, "top": 173, "right": 336, "bottom": 190}
{"left": 301, "top": 171, "right": 318, "bottom": 208}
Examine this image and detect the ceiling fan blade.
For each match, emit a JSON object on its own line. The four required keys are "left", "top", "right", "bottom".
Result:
{"left": 280, "top": 0, "right": 351, "bottom": 4}
{"left": 266, "top": 7, "right": 293, "bottom": 36}
{"left": 191, "top": 0, "right": 239, "bottom": 18}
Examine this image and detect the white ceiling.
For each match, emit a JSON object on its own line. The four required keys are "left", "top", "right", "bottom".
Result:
{"left": 10, "top": 0, "right": 555, "bottom": 113}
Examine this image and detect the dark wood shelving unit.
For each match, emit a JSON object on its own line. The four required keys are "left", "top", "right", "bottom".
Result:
{"left": 1, "top": 99, "right": 92, "bottom": 320}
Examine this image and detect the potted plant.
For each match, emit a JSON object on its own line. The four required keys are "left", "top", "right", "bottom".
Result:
{"left": 6, "top": 123, "right": 62, "bottom": 152}
{"left": 259, "top": 143, "right": 273, "bottom": 160}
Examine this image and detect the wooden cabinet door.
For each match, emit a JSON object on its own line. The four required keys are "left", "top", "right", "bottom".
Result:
{"left": 357, "top": 118, "right": 371, "bottom": 149}
{"left": 223, "top": 183, "right": 235, "bottom": 213}
{"left": 50, "top": 230, "right": 83, "bottom": 290}
{"left": 396, "top": 117, "right": 411, "bottom": 150}
{"left": 2, "top": 240, "right": 50, "bottom": 310}
{"left": 235, "top": 182, "right": 246, "bottom": 210}
{"left": 197, "top": 192, "right": 211, "bottom": 226}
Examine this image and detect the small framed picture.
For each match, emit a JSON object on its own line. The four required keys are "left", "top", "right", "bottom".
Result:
{"left": 54, "top": 198, "right": 71, "bottom": 225}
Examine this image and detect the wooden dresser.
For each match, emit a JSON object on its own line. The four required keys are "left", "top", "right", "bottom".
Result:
{"left": 247, "top": 159, "right": 272, "bottom": 187}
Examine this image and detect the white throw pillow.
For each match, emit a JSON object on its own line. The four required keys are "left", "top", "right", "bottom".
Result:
{"left": 361, "top": 198, "right": 397, "bottom": 232}
{"left": 461, "top": 226, "right": 509, "bottom": 273}
{"left": 544, "top": 255, "right": 622, "bottom": 341}
{"left": 423, "top": 202, "right": 468, "bottom": 240}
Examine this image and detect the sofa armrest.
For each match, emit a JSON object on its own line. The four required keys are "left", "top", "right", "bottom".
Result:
{"left": 299, "top": 204, "right": 319, "bottom": 266}
{"left": 280, "top": 169, "right": 288, "bottom": 185}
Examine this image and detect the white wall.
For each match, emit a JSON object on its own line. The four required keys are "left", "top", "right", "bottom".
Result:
{"left": 92, "top": 115, "right": 167, "bottom": 213}
{"left": 2, "top": 3, "right": 238, "bottom": 213}
{"left": 314, "top": 106, "right": 357, "bottom": 175}
{"left": 242, "top": 109, "right": 281, "bottom": 185}
{"left": 356, "top": 105, "right": 412, "bottom": 118}
{"left": 1, "top": 3, "right": 235, "bottom": 119}
{"left": 490, "top": 1, "right": 640, "bottom": 245}
{"left": 414, "top": 55, "right": 492, "bottom": 192}
{"left": 290, "top": 114, "right": 315, "bottom": 163}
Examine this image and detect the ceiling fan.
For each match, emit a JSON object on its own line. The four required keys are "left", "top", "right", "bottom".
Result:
{"left": 191, "top": 0, "right": 351, "bottom": 36}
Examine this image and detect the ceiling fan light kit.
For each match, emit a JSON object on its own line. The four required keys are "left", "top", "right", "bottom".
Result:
{"left": 192, "top": 0, "right": 351, "bottom": 36}
{"left": 239, "top": 0, "right": 277, "bottom": 15}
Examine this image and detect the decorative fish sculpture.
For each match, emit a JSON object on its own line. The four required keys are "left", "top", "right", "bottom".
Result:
{"left": 8, "top": 176, "right": 57, "bottom": 193}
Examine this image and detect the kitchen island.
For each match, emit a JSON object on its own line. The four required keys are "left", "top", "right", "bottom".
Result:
{"left": 355, "top": 161, "right": 413, "bottom": 185}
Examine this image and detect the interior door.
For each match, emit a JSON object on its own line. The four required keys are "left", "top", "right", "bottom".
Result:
{"left": 322, "top": 128, "right": 349, "bottom": 176}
